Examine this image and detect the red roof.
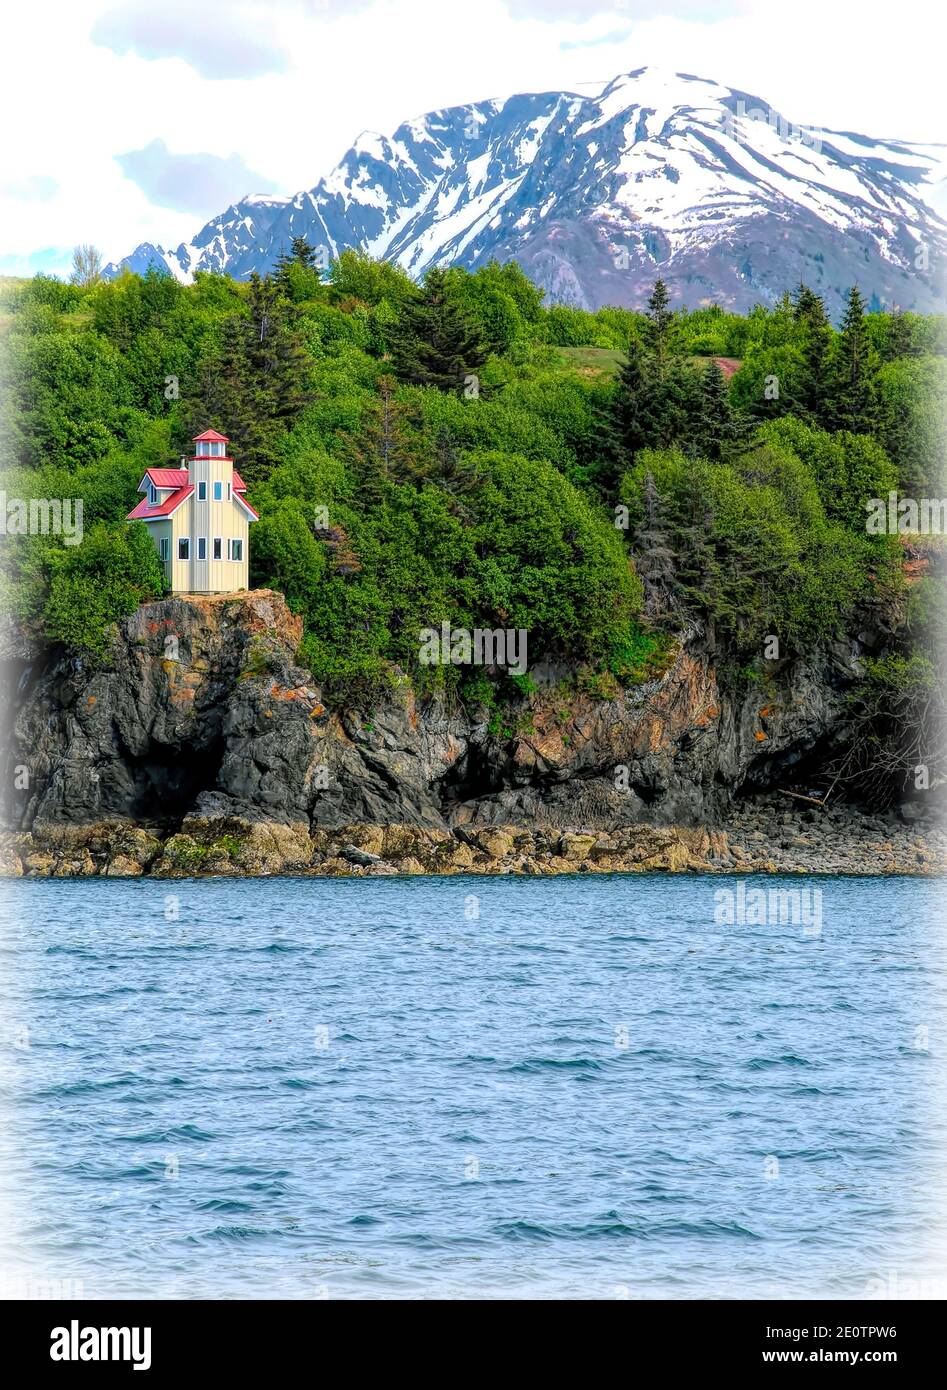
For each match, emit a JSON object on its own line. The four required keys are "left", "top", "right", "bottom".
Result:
{"left": 128, "top": 456, "right": 256, "bottom": 523}
{"left": 142, "top": 468, "right": 189, "bottom": 489}
{"left": 234, "top": 493, "right": 260, "bottom": 521}
{"left": 139, "top": 466, "right": 245, "bottom": 491}
{"left": 127, "top": 486, "right": 194, "bottom": 521}
{"left": 193, "top": 429, "right": 230, "bottom": 442}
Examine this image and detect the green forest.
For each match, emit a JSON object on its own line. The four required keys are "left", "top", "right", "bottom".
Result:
{"left": 1, "top": 244, "right": 944, "bottom": 780}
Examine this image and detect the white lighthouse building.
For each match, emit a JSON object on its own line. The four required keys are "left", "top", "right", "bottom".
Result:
{"left": 126, "top": 430, "right": 259, "bottom": 594}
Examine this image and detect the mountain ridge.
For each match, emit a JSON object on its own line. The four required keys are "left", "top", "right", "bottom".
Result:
{"left": 106, "top": 66, "right": 947, "bottom": 317}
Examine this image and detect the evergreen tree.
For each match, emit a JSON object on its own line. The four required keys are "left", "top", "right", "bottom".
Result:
{"left": 670, "top": 465, "right": 724, "bottom": 619}
{"left": 340, "top": 375, "right": 415, "bottom": 501}
{"left": 793, "top": 283, "right": 822, "bottom": 324}
{"left": 793, "top": 283, "right": 832, "bottom": 426}
{"left": 607, "top": 284, "right": 701, "bottom": 480}
{"left": 609, "top": 347, "right": 652, "bottom": 468}
{"left": 829, "top": 285, "right": 879, "bottom": 433}
{"left": 390, "top": 268, "right": 488, "bottom": 392}
{"left": 643, "top": 277, "right": 675, "bottom": 363}
{"left": 426, "top": 424, "right": 484, "bottom": 516}
{"left": 695, "top": 360, "right": 741, "bottom": 460}
{"left": 274, "top": 235, "right": 321, "bottom": 294}
{"left": 632, "top": 471, "right": 681, "bottom": 617}
{"left": 287, "top": 236, "right": 319, "bottom": 270}
{"left": 179, "top": 274, "right": 311, "bottom": 482}
{"left": 884, "top": 307, "right": 914, "bottom": 361}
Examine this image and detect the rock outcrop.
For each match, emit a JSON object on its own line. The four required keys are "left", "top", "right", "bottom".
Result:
{"left": 1, "top": 590, "right": 940, "bottom": 877}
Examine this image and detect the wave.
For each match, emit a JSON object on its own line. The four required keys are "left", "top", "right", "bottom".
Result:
{"left": 493, "top": 1214, "right": 762, "bottom": 1242}
{"left": 747, "top": 1054, "right": 816, "bottom": 1070}
{"left": 505, "top": 1058, "right": 605, "bottom": 1074}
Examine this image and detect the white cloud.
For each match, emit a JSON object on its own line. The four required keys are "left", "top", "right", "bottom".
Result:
{"left": 1, "top": 176, "right": 59, "bottom": 202}
{"left": 1, "top": 0, "right": 944, "bottom": 274}
{"left": 115, "top": 139, "right": 276, "bottom": 214}
{"left": 92, "top": 0, "right": 290, "bottom": 78}
{"left": 505, "top": 1, "right": 750, "bottom": 17}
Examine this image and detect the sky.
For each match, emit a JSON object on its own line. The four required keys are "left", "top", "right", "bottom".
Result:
{"left": 1, "top": 0, "right": 944, "bottom": 277}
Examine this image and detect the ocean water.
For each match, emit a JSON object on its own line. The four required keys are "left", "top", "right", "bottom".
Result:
{"left": 0, "top": 873, "right": 944, "bottom": 1301}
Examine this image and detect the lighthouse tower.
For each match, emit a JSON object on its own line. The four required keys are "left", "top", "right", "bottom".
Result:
{"left": 126, "top": 428, "right": 259, "bottom": 594}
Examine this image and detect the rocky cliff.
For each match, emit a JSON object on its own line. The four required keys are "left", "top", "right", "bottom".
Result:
{"left": 1, "top": 591, "right": 941, "bottom": 877}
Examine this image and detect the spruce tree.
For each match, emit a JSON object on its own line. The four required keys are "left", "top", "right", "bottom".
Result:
{"left": 793, "top": 283, "right": 822, "bottom": 324}
{"left": 609, "top": 346, "right": 652, "bottom": 468}
{"left": 274, "top": 236, "right": 321, "bottom": 293}
{"left": 179, "top": 274, "right": 311, "bottom": 482}
{"left": 340, "top": 375, "right": 415, "bottom": 502}
{"left": 671, "top": 466, "right": 722, "bottom": 617}
{"left": 829, "top": 285, "right": 878, "bottom": 433}
{"left": 793, "top": 283, "right": 832, "bottom": 426}
{"left": 695, "top": 360, "right": 741, "bottom": 460}
{"left": 607, "top": 284, "right": 699, "bottom": 479}
{"left": 608, "top": 352, "right": 690, "bottom": 475}
{"left": 390, "top": 268, "right": 488, "bottom": 392}
{"left": 427, "top": 424, "right": 483, "bottom": 515}
{"left": 633, "top": 471, "right": 681, "bottom": 617}
{"left": 288, "top": 236, "right": 319, "bottom": 270}
{"left": 644, "top": 277, "right": 675, "bottom": 363}
{"left": 884, "top": 307, "right": 913, "bottom": 361}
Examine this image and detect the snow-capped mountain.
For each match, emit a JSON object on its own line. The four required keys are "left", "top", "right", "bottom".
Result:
{"left": 106, "top": 67, "right": 947, "bottom": 316}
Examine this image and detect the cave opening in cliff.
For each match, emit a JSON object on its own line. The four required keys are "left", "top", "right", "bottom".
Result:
{"left": 738, "top": 733, "right": 860, "bottom": 809}
{"left": 437, "top": 745, "right": 506, "bottom": 809}
{"left": 125, "top": 736, "right": 227, "bottom": 827}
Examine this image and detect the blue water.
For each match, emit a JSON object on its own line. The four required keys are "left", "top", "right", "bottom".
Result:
{"left": 0, "top": 874, "right": 944, "bottom": 1300}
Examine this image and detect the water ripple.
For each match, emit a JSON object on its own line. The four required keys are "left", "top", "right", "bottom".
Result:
{"left": 1, "top": 873, "right": 944, "bottom": 1299}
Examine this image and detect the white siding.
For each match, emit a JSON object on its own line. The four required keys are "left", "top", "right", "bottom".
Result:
{"left": 139, "top": 454, "right": 253, "bottom": 594}
{"left": 169, "top": 474, "right": 251, "bottom": 593}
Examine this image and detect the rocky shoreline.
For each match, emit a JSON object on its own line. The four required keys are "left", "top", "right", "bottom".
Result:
{"left": 2, "top": 590, "right": 943, "bottom": 882}
{"left": 721, "top": 795, "right": 944, "bottom": 877}
{"left": 1, "top": 794, "right": 942, "bottom": 879}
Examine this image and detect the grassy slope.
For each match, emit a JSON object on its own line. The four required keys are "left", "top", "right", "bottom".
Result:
{"left": 556, "top": 346, "right": 743, "bottom": 378}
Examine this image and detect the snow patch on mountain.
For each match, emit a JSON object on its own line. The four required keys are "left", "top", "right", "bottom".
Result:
{"left": 105, "top": 66, "right": 947, "bottom": 316}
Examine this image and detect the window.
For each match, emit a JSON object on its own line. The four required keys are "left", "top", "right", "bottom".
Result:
{"left": 197, "top": 537, "right": 206, "bottom": 560}
{"left": 213, "top": 441, "right": 225, "bottom": 456}
{"left": 213, "top": 537, "right": 222, "bottom": 560}
{"left": 197, "top": 481, "right": 207, "bottom": 501}
{"left": 149, "top": 482, "right": 159, "bottom": 505}
{"left": 227, "top": 482, "right": 232, "bottom": 500}
{"left": 178, "top": 538, "right": 189, "bottom": 561}
{"left": 230, "top": 538, "right": 243, "bottom": 562}
{"left": 159, "top": 538, "right": 170, "bottom": 562}
{"left": 213, "top": 481, "right": 223, "bottom": 501}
